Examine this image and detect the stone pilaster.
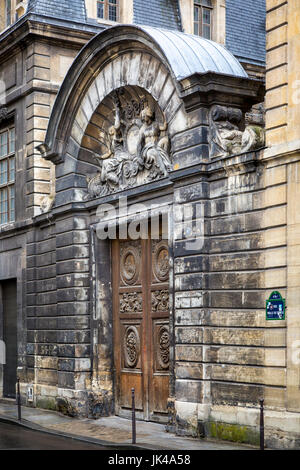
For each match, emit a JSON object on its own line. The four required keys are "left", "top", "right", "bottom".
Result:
{"left": 265, "top": 0, "right": 300, "bottom": 414}
{"left": 25, "top": 41, "right": 54, "bottom": 218}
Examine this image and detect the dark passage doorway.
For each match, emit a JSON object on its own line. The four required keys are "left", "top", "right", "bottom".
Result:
{"left": 2, "top": 280, "right": 17, "bottom": 398}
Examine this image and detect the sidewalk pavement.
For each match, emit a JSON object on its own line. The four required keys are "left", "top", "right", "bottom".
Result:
{"left": 0, "top": 401, "right": 253, "bottom": 450}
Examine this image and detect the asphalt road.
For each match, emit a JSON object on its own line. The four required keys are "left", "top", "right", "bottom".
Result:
{"left": 0, "top": 421, "right": 110, "bottom": 450}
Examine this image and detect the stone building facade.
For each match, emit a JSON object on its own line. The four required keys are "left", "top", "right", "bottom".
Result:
{"left": 3, "top": 0, "right": 300, "bottom": 451}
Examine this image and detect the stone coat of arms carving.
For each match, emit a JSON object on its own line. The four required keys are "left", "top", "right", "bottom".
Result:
{"left": 87, "top": 92, "right": 171, "bottom": 198}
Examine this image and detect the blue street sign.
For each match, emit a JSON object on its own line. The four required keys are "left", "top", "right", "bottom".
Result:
{"left": 266, "top": 291, "right": 285, "bottom": 320}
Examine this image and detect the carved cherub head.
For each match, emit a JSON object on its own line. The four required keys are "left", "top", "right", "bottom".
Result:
{"left": 141, "top": 103, "right": 155, "bottom": 124}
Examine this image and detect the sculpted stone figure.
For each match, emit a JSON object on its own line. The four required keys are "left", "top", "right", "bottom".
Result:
{"left": 209, "top": 106, "right": 243, "bottom": 157}
{"left": 137, "top": 104, "right": 171, "bottom": 178}
{"left": 209, "top": 105, "right": 265, "bottom": 159}
{"left": 86, "top": 93, "right": 171, "bottom": 198}
{"left": 97, "top": 96, "right": 129, "bottom": 190}
{"left": 240, "top": 125, "right": 265, "bottom": 153}
{"left": 242, "top": 104, "right": 265, "bottom": 153}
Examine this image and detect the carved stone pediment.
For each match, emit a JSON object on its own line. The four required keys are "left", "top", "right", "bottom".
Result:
{"left": 86, "top": 89, "right": 171, "bottom": 199}
{"left": 209, "top": 104, "right": 265, "bottom": 159}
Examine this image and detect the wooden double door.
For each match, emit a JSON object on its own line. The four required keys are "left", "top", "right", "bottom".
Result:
{"left": 112, "top": 238, "right": 170, "bottom": 422}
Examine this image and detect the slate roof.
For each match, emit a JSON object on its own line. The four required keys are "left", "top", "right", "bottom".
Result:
{"left": 141, "top": 25, "right": 248, "bottom": 78}
{"left": 25, "top": 0, "right": 265, "bottom": 67}
{"left": 27, "top": 0, "right": 182, "bottom": 29}
{"left": 27, "top": 0, "right": 87, "bottom": 23}
{"left": 226, "top": 0, "right": 266, "bottom": 66}
{"left": 133, "top": 0, "right": 181, "bottom": 31}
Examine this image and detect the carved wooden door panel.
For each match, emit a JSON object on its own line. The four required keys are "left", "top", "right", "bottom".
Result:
{"left": 148, "top": 239, "right": 170, "bottom": 421}
{"left": 112, "top": 238, "right": 170, "bottom": 422}
{"left": 113, "top": 239, "right": 145, "bottom": 418}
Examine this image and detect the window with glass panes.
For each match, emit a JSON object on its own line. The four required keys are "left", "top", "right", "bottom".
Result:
{"left": 0, "top": 126, "right": 15, "bottom": 224}
{"left": 97, "top": 0, "right": 118, "bottom": 22}
{"left": 194, "top": 0, "right": 212, "bottom": 40}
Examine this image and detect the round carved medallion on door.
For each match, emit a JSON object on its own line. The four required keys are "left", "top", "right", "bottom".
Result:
{"left": 124, "top": 325, "right": 140, "bottom": 368}
{"left": 157, "top": 325, "right": 170, "bottom": 370}
{"left": 120, "top": 246, "right": 140, "bottom": 285}
{"left": 153, "top": 241, "right": 169, "bottom": 282}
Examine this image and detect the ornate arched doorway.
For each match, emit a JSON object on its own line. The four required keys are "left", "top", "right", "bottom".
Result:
{"left": 85, "top": 85, "right": 172, "bottom": 421}
{"left": 38, "top": 24, "right": 263, "bottom": 424}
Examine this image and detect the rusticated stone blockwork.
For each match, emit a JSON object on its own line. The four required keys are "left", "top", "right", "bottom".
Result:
{"left": 170, "top": 64, "right": 286, "bottom": 442}
{"left": 2, "top": 14, "right": 300, "bottom": 449}
{"left": 26, "top": 223, "right": 58, "bottom": 407}
{"left": 173, "top": 156, "right": 287, "bottom": 440}
{"left": 35, "top": 25, "right": 286, "bottom": 437}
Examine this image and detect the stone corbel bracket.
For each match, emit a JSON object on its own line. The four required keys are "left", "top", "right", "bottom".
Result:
{"left": 36, "top": 142, "right": 64, "bottom": 165}
{"left": 179, "top": 72, "right": 265, "bottom": 113}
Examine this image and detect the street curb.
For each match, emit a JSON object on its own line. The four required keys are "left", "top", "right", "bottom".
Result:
{"left": 0, "top": 411, "right": 259, "bottom": 451}
{"left": 0, "top": 414, "right": 159, "bottom": 450}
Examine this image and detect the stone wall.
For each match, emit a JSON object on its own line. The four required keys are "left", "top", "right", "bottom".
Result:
{"left": 55, "top": 212, "right": 91, "bottom": 415}
{"left": 0, "top": 1, "right": 5, "bottom": 31}
{"left": 263, "top": 0, "right": 300, "bottom": 446}
{"left": 26, "top": 212, "right": 94, "bottom": 415}
{"left": 3, "top": 13, "right": 300, "bottom": 449}
{"left": 25, "top": 41, "right": 80, "bottom": 217}
{"left": 0, "top": 17, "right": 96, "bottom": 408}
{"left": 265, "top": 0, "right": 288, "bottom": 148}
{"left": 26, "top": 222, "right": 57, "bottom": 409}
{"left": 30, "top": 24, "right": 295, "bottom": 447}
{"left": 172, "top": 152, "right": 288, "bottom": 445}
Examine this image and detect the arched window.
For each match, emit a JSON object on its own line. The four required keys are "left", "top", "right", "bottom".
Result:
{"left": 97, "top": 0, "right": 119, "bottom": 22}
{"left": 194, "top": 0, "right": 213, "bottom": 39}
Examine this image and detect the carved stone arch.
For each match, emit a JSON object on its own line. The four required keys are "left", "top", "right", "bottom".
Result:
{"left": 37, "top": 24, "right": 260, "bottom": 205}
{"left": 38, "top": 28, "right": 191, "bottom": 204}
{"left": 38, "top": 24, "right": 255, "bottom": 169}
{"left": 77, "top": 82, "right": 175, "bottom": 199}
{"left": 73, "top": 52, "right": 183, "bottom": 166}
{"left": 71, "top": 51, "right": 182, "bottom": 143}
{"left": 39, "top": 27, "right": 191, "bottom": 166}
